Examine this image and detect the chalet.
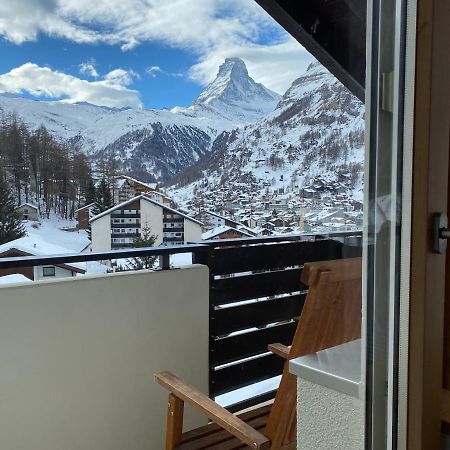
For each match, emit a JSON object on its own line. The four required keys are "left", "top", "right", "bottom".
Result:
{"left": 202, "top": 226, "right": 253, "bottom": 241}
{"left": 240, "top": 217, "right": 257, "bottom": 229}
{"left": 15, "top": 203, "right": 38, "bottom": 221}
{"left": 75, "top": 203, "right": 94, "bottom": 230}
{"left": 90, "top": 195, "right": 203, "bottom": 251}
{"left": 259, "top": 227, "right": 273, "bottom": 236}
{"left": 302, "top": 188, "right": 317, "bottom": 199}
{"left": 0, "top": 244, "right": 85, "bottom": 281}
{"left": 272, "top": 217, "right": 285, "bottom": 228}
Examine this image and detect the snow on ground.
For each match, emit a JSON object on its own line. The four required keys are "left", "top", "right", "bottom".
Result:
{"left": 23, "top": 216, "right": 90, "bottom": 252}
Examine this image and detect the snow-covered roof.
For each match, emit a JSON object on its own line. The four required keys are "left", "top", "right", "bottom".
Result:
{"left": 202, "top": 225, "right": 253, "bottom": 240}
{"left": 90, "top": 195, "right": 203, "bottom": 226}
{"left": 16, "top": 203, "right": 38, "bottom": 210}
{"left": 114, "top": 175, "right": 157, "bottom": 190}
{"left": 74, "top": 202, "right": 95, "bottom": 213}
{"left": 0, "top": 274, "right": 32, "bottom": 285}
{"left": 0, "top": 236, "right": 86, "bottom": 273}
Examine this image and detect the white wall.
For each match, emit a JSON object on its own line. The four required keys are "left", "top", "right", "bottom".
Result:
{"left": 0, "top": 265, "right": 209, "bottom": 450}
{"left": 297, "top": 379, "right": 364, "bottom": 450}
{"left": 140, "top": 199, "right": 163, "bottom": 245}
{"left": 33, "top": 265, "right": 76, "bottom": 280}
{"left": 184, "top": 219, "right": 202, "bottom": 243}
{"left": 91, "top": 214, "right": 112, "bottom": 251}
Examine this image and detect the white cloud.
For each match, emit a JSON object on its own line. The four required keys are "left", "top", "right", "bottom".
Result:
{"left": 0, "top": 0, "right": 100, "bottom": 45}
{"left": 189, "top": 37, "right": 313, "bottom": 94}
{"left": 0, "top": 0, "right": 311, "bottom": 93}
{"left": 0, "top": 63, "right": 142, "bottom": 108}
{"left": 146, "top": 66, "right": 185, "bottom": 79}
{"left": 79, "top": 60, "right": 99, "bottom": 78}
{"left": 146, "top": 66, "right": 162, "bottom": 78}
{"left": 104, "top": 68, "right": 139, "bottom": 86}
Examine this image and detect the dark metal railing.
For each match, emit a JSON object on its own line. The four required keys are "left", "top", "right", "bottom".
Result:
{"left": 0, "top": 243, "right": 209, "bottom": 271}
{"left": 193, "top": 231, "right": 362, "bottom": 412}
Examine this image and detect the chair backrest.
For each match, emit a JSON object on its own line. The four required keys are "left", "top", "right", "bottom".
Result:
{"left": 264, "top": 257, "right": 362, "bottom": 449}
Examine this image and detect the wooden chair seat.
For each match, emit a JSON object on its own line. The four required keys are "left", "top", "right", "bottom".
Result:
{"left": 178, "top": 405, "right": 272, "bottom": 450}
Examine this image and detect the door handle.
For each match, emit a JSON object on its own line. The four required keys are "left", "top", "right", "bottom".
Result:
{"left": 432, "top": 213, "right": 449, "bottom": 254}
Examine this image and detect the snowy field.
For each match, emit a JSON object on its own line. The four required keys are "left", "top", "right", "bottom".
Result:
{"left": 23, "top": 216, "right": 90, "bottom": 252}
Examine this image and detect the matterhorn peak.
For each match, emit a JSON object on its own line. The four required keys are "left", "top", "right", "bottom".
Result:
{"left": 193, "top": 57, "right": 281, "bottom": 123}
{"left": 216, "top": 57, "right": 249, "bottom": 79}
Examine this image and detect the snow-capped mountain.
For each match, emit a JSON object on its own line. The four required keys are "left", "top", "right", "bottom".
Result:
{"left": 174, "top": 58, "right": 281, "bottom": 123}
{"left": 0, "top": 58, "right": 279, "bottom": 181}
{"left": 169, "top": 62, "right": 365, "bottom": 204}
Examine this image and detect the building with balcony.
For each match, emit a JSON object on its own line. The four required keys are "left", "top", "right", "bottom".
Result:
{"left": 112, "top": 174, "right": 158, "bottom": 204}
{"left": 0, "top": 0, "right": 446, "bottom": 447}
{"left": 89, "top": 195, "right": 202, "bottom": 251}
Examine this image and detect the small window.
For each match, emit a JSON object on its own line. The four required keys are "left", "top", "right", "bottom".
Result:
{"left": 42, "top": 266, "right": 55, "bottom": 277}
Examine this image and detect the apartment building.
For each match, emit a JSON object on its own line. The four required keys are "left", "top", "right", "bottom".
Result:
{"left": 90, "top": 195, "right": 202, "bottom": 251}
{"left": 112, "top": 175, "right": 158, "bottom": 204}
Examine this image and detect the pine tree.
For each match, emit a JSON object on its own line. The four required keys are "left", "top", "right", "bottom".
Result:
{"left": 93, "top": 178, "right": 113, "bottom": 215}
{"left": 84, "top": 179, "right": 97, "bottom": 205}
{"left": 0, "top": 174, "right": 25, "bottom": 244}
{"left": 126, "top": 226, "right": 158, "bottom": 270}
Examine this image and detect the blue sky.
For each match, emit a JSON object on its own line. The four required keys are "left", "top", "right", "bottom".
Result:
{"left": 0, "top": 0, "right": 312, "bottom": 109}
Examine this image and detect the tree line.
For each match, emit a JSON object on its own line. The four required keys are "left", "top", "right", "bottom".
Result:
{"left": 0, "top": 114, "right": 119, "bottom": 221}
{"left": 0, "top": 114, "right": 94, "bottom": 219}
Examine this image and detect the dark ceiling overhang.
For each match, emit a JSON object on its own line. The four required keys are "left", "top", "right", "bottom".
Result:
{"left": 255, "top": 0, "right": 366, "bottom": 102}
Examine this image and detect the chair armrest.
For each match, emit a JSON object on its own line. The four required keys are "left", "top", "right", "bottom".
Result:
{"left": 155, "top": 371, "right": 270, "bottom": 450}
{"left": 268, "top": 343, "right": 290, "bottom": 360}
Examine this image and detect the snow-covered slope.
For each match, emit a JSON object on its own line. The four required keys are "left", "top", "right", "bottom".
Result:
{"left": 169, "top": 62, "right": 365, "bottom": 203}
{"left": 0, "top": 59, "right": 279, "bottom": 181}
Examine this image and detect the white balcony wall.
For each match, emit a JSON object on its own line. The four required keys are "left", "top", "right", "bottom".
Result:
{"left": 0, "top": 265, "right": 209, "bottom": 450}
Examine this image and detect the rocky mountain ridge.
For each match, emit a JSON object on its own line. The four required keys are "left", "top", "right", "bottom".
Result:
{"left": 168, "top": 62, "right": 365, "bottom": 207}
{"left": 0, "top": 58, "right": 279, "bottom": 181}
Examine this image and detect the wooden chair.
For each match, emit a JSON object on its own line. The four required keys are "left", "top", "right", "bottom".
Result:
{"left": 155, "top": 257, "right": 362, "bottom": 450}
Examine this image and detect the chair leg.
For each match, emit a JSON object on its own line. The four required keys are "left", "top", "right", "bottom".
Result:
{"left": 166, "top": 393, "right": 184, "bottom": 450}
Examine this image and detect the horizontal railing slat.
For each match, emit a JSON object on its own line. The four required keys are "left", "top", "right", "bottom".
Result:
{"left": 212, "top": 268, "right": 305, "bottom": 305}
{"left": 211, "top": 354, "right": 285, "bottom": 397}
{"left": 211, "top": 321, "right": 298, "bottom": 366}
{"left": 212, "top": 239, "right": 343, "bottom": 275}
{"left": 212, "top": 294, "right": 306, "bottom": 336}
